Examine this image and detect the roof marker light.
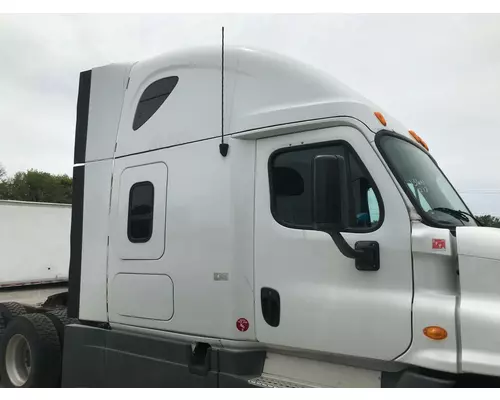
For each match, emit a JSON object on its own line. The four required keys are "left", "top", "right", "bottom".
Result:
{"left": 374, "top": 112, "right": 387, "bottom": 126}
{"left": 409, "top": 130, "right": 429, "bottom": 151}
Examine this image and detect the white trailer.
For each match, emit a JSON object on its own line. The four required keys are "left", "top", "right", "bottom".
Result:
{"left": 0, "top": 46, "right": 498, "bottom": 388}
{"left": 0, "top": 200, "right": 70, "bottom": 289}
{"left": 0, "top": 200, "right": 69, "bottom": 309}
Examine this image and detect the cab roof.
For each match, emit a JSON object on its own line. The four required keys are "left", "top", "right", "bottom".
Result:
{"left": 85, "top": 46, "right": 410, "bottom": 160}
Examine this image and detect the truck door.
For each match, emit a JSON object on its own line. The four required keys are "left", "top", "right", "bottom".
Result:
{"left": 107, "top": 154, "right": 172, "bottom": 327}
{"left": 254, "top": 126, "right": 413, "bottom": 361}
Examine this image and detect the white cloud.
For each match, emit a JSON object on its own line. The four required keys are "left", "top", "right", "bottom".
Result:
{"left": 0, "top": 14, "right": 499, "bottom": 214}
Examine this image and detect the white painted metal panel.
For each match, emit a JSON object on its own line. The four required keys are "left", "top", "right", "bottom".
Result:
{"left": 0, "top": 200, "right": 70, "bottom": 287}
{"left": 85, "top": 63, "right": 132, "bottom": 163}
{"left": 397, "top": 222, "right": 459, "bottom": 373}
{"left": 110, "top": 273, "right": 174, "bottom": 321}
{"left": 78, "top": 160, "right": 113, "bottom": 322}
{"left": 457, "top": 226, "right": 500, "bottom": 377}
{"left": 254, "top": 125, "right": 413, "bottom": 360}
{"left": 107, "top": 138, "right": 255, "bottom": 340}
{"left": 114, "top": 47, "right": 408, "bottom": 159}
{"left": 457, "top": 226, "right": 500, "bottom": 260}
{"left": 115, "top": 162, "right": 167, "bottom": 261}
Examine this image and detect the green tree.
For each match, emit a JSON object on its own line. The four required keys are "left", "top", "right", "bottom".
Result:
{"left": 476, "top": 214, "right": 500, "bottom": 228}
{"left": 0, "top": 168, "right": 72, "bottom": 204}
{"left": 0, "top": 163, "right": 5, "bottom": 181}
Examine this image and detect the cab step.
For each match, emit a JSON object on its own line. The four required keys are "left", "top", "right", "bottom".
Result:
{"left": 248, "top": 374, "right": 318, "bottom": 388}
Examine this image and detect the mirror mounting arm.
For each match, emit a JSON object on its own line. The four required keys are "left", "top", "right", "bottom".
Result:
{"left": 318, "top": 227, "right": 360, "bottom": 259}
{"left": 311, "top": 154, "right": 380, "bottom": 271}
{"left": 317, "top": 226, "right": 380, "bottom": 272}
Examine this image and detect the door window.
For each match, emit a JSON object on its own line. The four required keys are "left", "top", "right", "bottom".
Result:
{"left": 270, "top": 142, "right": 382, "bottom": 231}
{"left": 128, "top": 181, "right": 154, "bottom": 243}
{"left": 367, "top": 187, "right": 380, "bottom": 226}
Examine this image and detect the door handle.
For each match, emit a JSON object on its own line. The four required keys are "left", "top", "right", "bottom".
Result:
{"left": 354, "top": 241, "right": 380, "bottom": 271}
{"left": 261, "top": 287, "right": 280, "bottom": 327}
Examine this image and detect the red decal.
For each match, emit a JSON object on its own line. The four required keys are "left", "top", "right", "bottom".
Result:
{"left": 236, "top": 318, "right": 249, "bottom": 332}
{"left": 432, "top": 239, "right": 446, "bottom": 250}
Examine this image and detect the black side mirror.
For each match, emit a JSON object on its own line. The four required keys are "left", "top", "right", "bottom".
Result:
{"left": 312, "top": 155, "right": 349, "bottom": 230}
{"left": 311, "top": 154, "right": 380, "bottom": 271}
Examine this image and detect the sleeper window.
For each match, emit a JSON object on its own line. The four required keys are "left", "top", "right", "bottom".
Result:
{"left": 133, "top": 76, "right": 179, "bottom": 130}
{"left": 128, "top": 181, "right": 154, "bottom": 243}
{"left": 270, "top": 143, "right": 382, "bottom": 230}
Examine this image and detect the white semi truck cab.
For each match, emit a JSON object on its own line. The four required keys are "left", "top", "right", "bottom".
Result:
{"left": 0, "top": 46, "right": 499, "bottom": 388}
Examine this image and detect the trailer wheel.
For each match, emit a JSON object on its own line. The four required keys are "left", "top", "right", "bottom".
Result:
{"left": 0, "top": 302, "right": 28, "bottom": 338}
{"left": 0, "top": 313, "right": 61, "bottom": 387}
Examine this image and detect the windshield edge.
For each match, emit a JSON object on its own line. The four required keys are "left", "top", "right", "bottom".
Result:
{"left": 374, "top": 130, "right": 476, "bottom": 230}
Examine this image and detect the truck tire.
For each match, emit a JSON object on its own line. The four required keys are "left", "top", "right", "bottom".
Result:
{"left": 0, "top": 302, "right": 28, "bottom": 338}
{"left": 45, "top": 307, "right": 79, "bottom": 347}
{"left": 0, "top": 313, "right": 61, "bottom": 387}
{"left": 0, "top": 302, "right": 27, "bottom": 318}
{"left": 47, "top": 307, "right": 78, "bottom": 326}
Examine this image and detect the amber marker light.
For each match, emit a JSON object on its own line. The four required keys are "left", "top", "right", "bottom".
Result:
{"left": 409, "top": 129, "right": 429, "bottom": 151}
{"left": 374, "top": 111, "right": 387, "bottom": 126}
{"left": 423, "top": 326, "right": 448, "bottom": 340}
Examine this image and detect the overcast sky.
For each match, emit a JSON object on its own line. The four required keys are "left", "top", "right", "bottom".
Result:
{"left": 0, "top": 14, "right": 499, "bottom": 215}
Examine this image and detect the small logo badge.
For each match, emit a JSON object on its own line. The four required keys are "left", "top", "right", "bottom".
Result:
{"left": 236, "top": 318, "right": 249, "bottom": 332}
{"left": 213, "top": 272, "right": 229, "bottom": 281}
{"left": 432, "top": 239, "right": 446, "bottom": 250}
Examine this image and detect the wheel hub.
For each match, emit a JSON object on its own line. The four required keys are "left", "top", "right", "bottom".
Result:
{"left": 5, "top": 334, "right": 32, "bottom": 387}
